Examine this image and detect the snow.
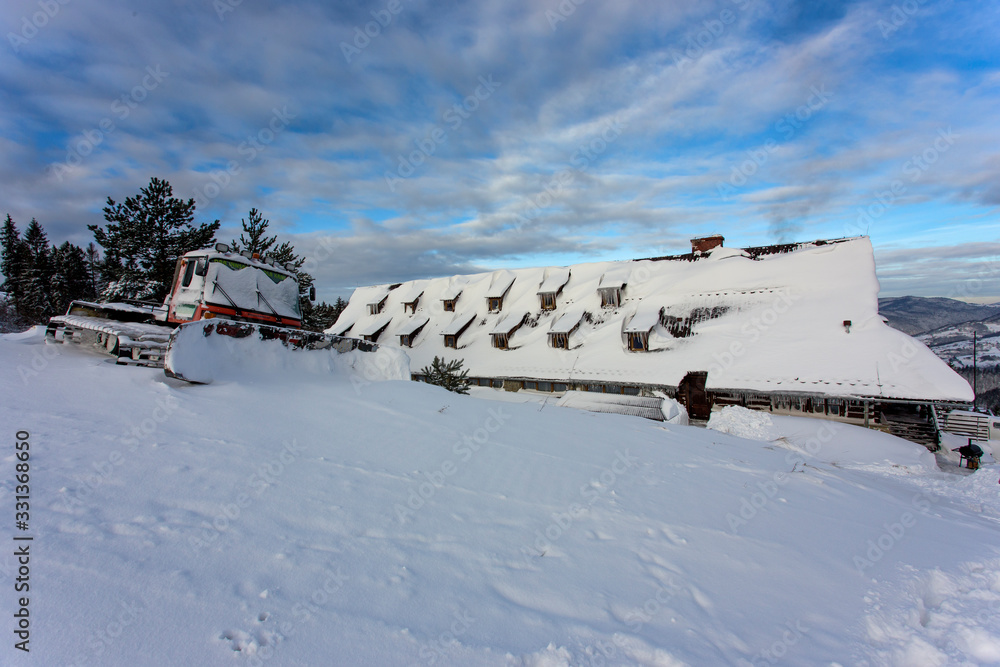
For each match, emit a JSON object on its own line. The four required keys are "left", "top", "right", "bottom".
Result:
{"left": 537, "top": 268, "right": 570, "bottom": 295}
{"left": 661, "top": 397, "right": 688, "bottom": 424}
{"left": 397, "top": 285, "right": 425, "bottom": 304}
{"left": 708, "top": 406, "right": 938, "bottom": 474}
{"left": 5, "top": 327, "right": 1000, "bottom": 666}
{"left": 623, "top": 305, "right": 662, "bottom": 334}
{"left": 442, "top": 312, "right": 477, "bottom": 336}
{"left": 490, "top": 312, "right": 527, "bottom": 336}
{"left": 331, "top": 237, "right": 973, "bottom": 402}
{"left": 68, "top": 300, "right": 156, "bottom": 315}
{"left": 163, "top": 319, "right": 410, "bottom": 385}
{"left": 549, "top": 310, "right": 583, "bottom": 335}
{"left": 487, "top": 271, "right": 516, "bottom": 299}
{"left": 357, "top": 315, "right": 393, "bottom": 338}
{"left": 204, "top": 260, "right": 300, "bottom": 320}
{"left": 597, "top": 267, "right": 630, "bottom": 290}
{"left": 398, "top": 315, "right": 431, "bottom": 337}
{"left": 440, "top": 277, "right": 468, "bottom": 301}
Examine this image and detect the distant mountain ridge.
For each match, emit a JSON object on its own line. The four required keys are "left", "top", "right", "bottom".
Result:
{"left": 879, "top": 296, "right": 1000, "bottom": 371}
{"left": 877, "top": 296, "right": 1000, "bottom": 335}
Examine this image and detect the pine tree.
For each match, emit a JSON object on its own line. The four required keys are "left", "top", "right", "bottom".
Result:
{"left": 20, "top": 219, "right": 56, "bottom": 321}
{"left": 229, "top": 208, "right": 317, "bottom": 327}
{"left": 51, "top": 241, "right": 93, "bottom": 313}
{"left": 90, "top": 177, "right": 220, "bottom": 302}
{"left": 229, "top": 208, "right": 278, "bottom": 257}
{"left": 85, "top": 242, "right": 103, "bottom": 297}
{"left": 419, "top": 356, "right": 471, "bottom": 394}
{"left": 1, "top": 214, "right": 27, "bottom": 311}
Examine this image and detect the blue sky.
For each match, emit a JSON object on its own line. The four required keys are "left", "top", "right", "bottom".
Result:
{"left": 1, "top": 0, "right": 998, "bottom": 302}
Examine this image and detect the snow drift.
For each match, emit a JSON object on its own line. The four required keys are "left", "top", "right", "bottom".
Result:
{"left": 164, "top": 319, "right": 410, "bottom": 384}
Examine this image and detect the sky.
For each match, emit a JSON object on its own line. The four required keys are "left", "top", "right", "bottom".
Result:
{"left": 1, "top": 0, "right": 998, "bottom": 303}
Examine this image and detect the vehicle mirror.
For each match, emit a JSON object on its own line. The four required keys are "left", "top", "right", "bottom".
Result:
{"left": 309, "top": 286, "right": 316, "bottom": 301}
{"left": 194, "top": 258, "right": 208, "bottom": 276}
{"left": 215, "top": 243, "right": 230, "bottom": 253}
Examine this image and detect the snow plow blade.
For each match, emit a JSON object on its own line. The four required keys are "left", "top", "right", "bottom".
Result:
{"left": 164, "top": 319, "right": 407, "bottom": 384}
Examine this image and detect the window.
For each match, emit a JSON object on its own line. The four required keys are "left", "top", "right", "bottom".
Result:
{"left": 540, "top": 293, "right": 556, "bottom": 310}
{"left": 550, "top": 333, "right": 569, "bottom": 349}
{"left": 181, "top": 260, "right": 196, "bottom": 287}
{"left": 628, "top": 332, "right": 648, "bottom": 351}
{"left": 488, "top": 297, "right": 503, "bottom": 312}
{"left": 491, "top": 379, "right": 503, "bottom": 389}
{"left": 538, "top": 381, "right": 552, "bottom": 392}
{"left": 600, "top": 288, "right": 621, "bottom": 308}
{"left": 492, "top": 334, "right": 509, "bottom": 350}
{"left": 443, "top": 300, "right": 456, "bottom": 312}
{"left": 399, "top": 335, "right": 412, "bottom": 347}
{"left": 553, "top": 383, "right": 568, "bottom": 392}
{"left": 368, "top": 299, "right": 386, "bottom": 315}
{"left": 444, "top": 335, "right": 457, "bottom": 348}
{"left": 524, "top": 381, "right": 537, "bottom": 391}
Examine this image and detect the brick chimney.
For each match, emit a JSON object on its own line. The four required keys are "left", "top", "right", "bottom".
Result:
{"left": 691, "top": 235, "right": 724, "bottom": 253}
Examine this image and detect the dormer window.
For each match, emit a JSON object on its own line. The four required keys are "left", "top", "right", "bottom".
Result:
{"left": 441, "top": 289, "right": 462, "bottom": 313}
{"left": 368, "top": 295, "right": 387, "bottom": 315}
{"left": 599, "top": 287, "right": 623, "bottom": 308}
{"left": 537, "top": 268, "right": 569, "bottom": 311}
{"left": 486, "top": 272, "right": 515, "bottom": 313}
{"left": 597, "top": 270, "right": 629, "bottom": 309}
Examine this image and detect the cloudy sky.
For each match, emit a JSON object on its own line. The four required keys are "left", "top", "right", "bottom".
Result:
{"left": 2, "top": 0, "right": 998, "bottom": 302}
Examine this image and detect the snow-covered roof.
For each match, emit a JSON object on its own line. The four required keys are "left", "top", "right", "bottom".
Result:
{"left": 329, "top": 237, "right": 974, "bottom": 402}
{"left": 538, "top": 268, "right": 570, "bottom": 295}
{"left": 440, "top": 277, "right": 468, "bottom": 301}
{"left": 366, "top": 287, "right": 391, "bottom": 306}
{"left": 331, "top": 318, "right": 356, "bottom": 336}
{"left": 357, "top": 316, "right": 392, "bottom": 337}
{"left": 550, "top": 310, "right": 584, "bottom": 335}
{"left": 490, "top": 312, "right": 526, "bottom": 335}
{"left": 598, "top": 268, "right": 629, "bottom": 291}
{"left": 487, "top": 271, "right": 516, "bottom": 298}
{"left": 624, "top": 305, "right": 662, "bottom": 333}
{"left": 395, "top": 284, "right": 424, "bottom": 304}
{"left": 442, "top": 312, "right": 477, "bottom": 336}
{"left": 397, "top": 315, "right": 430, "bottom": 336}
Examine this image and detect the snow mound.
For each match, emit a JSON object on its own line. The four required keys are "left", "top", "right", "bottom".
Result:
{"left": 661, "top": 397, "right": 688, "bottom": 424}
{"left": 2, "top": 324, "right": 47, "bottom": 343}
{"left": 165, "top": 320, "right": 410, "bottom": 384}
{"left": 707, "top": 405, "right": 774, "bottom": 440}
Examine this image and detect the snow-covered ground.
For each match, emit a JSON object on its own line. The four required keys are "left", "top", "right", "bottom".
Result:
{"left": 2, "top": 328, "right": 1000, "bottom": 666}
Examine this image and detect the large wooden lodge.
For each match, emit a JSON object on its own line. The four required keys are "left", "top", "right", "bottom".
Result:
{"left": 330, "top": 236, "right": 974, "bottom": 447}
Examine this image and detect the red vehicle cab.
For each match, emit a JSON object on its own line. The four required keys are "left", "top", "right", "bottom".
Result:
{"left": 156, "top": 243, "right": 305, "bottom": 328}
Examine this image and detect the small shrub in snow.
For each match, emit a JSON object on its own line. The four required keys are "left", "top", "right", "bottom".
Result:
{"left": 420, "top": 356, "right": 470, "bottom": 394}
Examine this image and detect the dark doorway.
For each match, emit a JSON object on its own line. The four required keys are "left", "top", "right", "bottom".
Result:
{"left": 679, "top": 371, "right": 712, "bottom": 421}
